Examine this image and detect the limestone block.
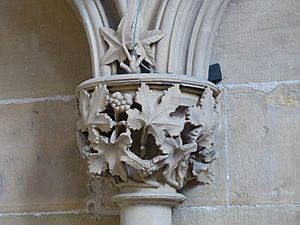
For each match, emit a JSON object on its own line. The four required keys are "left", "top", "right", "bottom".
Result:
{"left": 90, "top": 178, "right": 119, "bottom": 216}
{"left": 211, "top": 0, "right": 300, "bottom": 83}
{"left": 174, "top": 206, "right": 300, "bottom": 225}
{"left": 227, "top": 83, "right": 300, "bottom": 205}
{"left": 0, "top": 100, "right": 89, "bottom": 212}
{"left": 0, "top": 214, "right": 119, "bottom": 225}
{"left": 0, "top": 0, "right": 91, "bottom": 99}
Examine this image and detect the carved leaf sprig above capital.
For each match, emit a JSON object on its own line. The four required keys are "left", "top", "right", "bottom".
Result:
{"left": 77, "top": 83, "right": 219, "bottom": 190}
{"left": 69, "top": 0, "right": 230, "bottom": 78}
{"left": 99, "top": 13, "right": 166, "bottom": 73}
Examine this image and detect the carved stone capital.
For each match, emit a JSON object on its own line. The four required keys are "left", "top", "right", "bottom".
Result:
{"left": 77, "top": 75, "right": 220, "bottom": 191}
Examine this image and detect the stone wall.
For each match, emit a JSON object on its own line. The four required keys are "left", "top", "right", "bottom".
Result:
{"left": 0, "top": 0, "right": 299, "bottom": 224}
{"left": 190, "top": 0, "right": 300, "bottom": 224}
{"left": 0, "top": 0, "right": 97, "bottom": 224}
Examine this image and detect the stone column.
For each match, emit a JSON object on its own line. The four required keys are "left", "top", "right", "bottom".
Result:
{"left": 113, "top": 186, "right": 185, "bottom": 225}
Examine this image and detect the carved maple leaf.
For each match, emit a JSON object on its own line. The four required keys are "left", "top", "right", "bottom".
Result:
{"left": 127, "top": 84, "right": 185, "bottom": 146}
{"left": 99, "top": 14, "right": 166, "bottom": 67}
{"left": 99, "top": 17, "right": 129, "bottom": 65}
{"left": 78, "top": 85, "right": 114, "bottom": 141}
{"left": 87, "top": 129, "right": 132, "bottom": 181}
{"left": 187, "top": 88, "right": 218, "bottom": 131}
{"left": 135, "top": 30, "right": 166, "bottom": 65}
{"left": 127, "top": 13, "right": 166, "bottom": 65}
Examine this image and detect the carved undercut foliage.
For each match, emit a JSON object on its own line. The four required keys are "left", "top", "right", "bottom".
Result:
{"left": 77, "top": 83, "right": 219, "bottom": 190}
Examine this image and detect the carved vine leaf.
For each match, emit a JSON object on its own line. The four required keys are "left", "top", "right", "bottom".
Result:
{"left": 159, "top": 137, "right": 197, "bottom": 189}
{"left": 78, "top": 85, "right": 115, "bottom": 146}
{"left": 135, "top": 30, "right": 166, "bottom": 65}
{"left": 127, "top": 84, "right": 185, "bottom": 145}
{"left": 99, "top": 17, "right": 129, "bottom": 65}
{"left": 189, "top": 150, "right": 215, "bottom": 185}
{"left": 88, "top": 85, "right": 114, "bottom": 132}
{"left": 190, "top": 158, "right": 210, "bottom": 176}
{"left": 99, "top": 13, "right": 166, "bottom": 69}
{"left": 127, "top": 14, "right": 166, "bottom": 65}
{"left": 87, "top": 129, "right": 132, "bottom": 181}
{"left": 188, "top": 88, "right": 218, "bottom": 130}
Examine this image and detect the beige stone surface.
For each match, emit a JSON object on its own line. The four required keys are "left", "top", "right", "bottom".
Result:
{"left": 211, "top": 0, "right": 300, "bottom": 83}
{"left": 0, "top": 214, "right": 119, "bottom": 225}
{"left": 0, "top": 0, "right": 91, "bottom": 99}
{"left": 174, "top": 206, "right": 300, "bottom": 225}
{"left": 181, "top": 92, "right": 227, "bottom": 206}
{"left": 0, "top": 100, "right": 89, "bottom": 212}
{"left": 92, "top": 179, "right": 119, "bottom": 216}
{"left": 227, "top": 83, "right": 300, "bottom": 205}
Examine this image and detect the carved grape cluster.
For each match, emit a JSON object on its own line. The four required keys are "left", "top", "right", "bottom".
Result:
{"left": 140, "top": 162, "right": 155, "bottom": 176}
{"left": 106, "top": 92, "right": 133, "bottom": 112}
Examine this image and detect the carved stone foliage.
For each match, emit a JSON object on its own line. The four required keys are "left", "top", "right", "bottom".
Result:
{"left": 100, "top": 13, "right": 166, "bottom": 73}
{"left": 70, "top": 0, "right": 230, "bottom": 78}
{"left": 77, "top": 83, "right": 219, "bottom": 190}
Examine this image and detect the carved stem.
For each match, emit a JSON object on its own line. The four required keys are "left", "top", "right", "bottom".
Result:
{"left": 140, "top": 125, "right": 148, "bottom": 158}
{"left": 135, "top": 54, "right": 145, "bottom": 68}
{"left": 120, "top": 62, "right": 132, "bottom": 73}
{"left": 129, "top": 55, "right": 139, "bottom": 73}
{"left": 123, "top": 44, "right": 133, "bottom": 62}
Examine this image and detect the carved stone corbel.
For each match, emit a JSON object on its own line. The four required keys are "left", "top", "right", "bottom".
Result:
{"left": 71, "top": 1, "right": 227, "bottom": 225}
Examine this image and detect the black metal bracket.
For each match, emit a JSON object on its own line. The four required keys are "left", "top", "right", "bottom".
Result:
{"left": 208, "top": 63, "right": 222, "bottom": 84}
